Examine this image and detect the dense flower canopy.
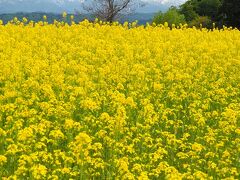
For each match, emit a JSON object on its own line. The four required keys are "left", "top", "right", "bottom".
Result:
{"left": 0, "top": 19, "right": 239, "bottom": 179}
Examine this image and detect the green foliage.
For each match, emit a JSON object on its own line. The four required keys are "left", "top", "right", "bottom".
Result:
{"left": 179, "top": 0, "right": 225, "bottom": 28}
{"left": 188, "top": 16, "right": 212, "bottom": 28}
{"left": 221, "top": 0, "right": 240, "bottom": 28}
{"left": 179, "top": 1, "right": 199, "bottom": 22}
{"left": 196, "top": 0, "right": 222, "bottom": 20}
{"left": 153, "top": 7, "right": 186, "bottom": 27}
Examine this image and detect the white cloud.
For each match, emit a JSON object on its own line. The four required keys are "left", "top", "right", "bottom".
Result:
{"left": 142, "top": 0, "right": 187, "bottom": 5}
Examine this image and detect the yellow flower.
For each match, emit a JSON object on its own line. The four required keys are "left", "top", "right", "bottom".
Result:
{"left": 49, "top": 129, "right": 65, "bottom": 140}
{"left": 138, "top": 171, "right": 149, "bottom": 180}
{"left": 43, "top": 15, "right": 47, "bottom": 21}
{"left": 0, "top": 128, "right": 6, "bottom": 137}
{"left": 116, "top": 157, "right": 129, "bottom": 175}
{"left": 192, "top": 143, "right": 204, "bottom": 152}
{"left": 62, "top": 167, "right": 71, "bottom": 174}
{"left": 62, "top": 12, "right": 67, "bottom": 18}
{"left": 0, "top": 155, "right": 7, "bottom": 166}
{"left": 81, "top": 98, "right": 100, "bottom": 111}
{"left": 222, "top": 150, "right": 230, "bottom": 158}
{"left": 17, "top": 127, "right": 34, "bottom": 142}
{"left": 22, "top": 17, "right": 28, "bottom": 23}
{"left": 75, "top": 132, "right": 92, "bottom": 145}
{"left": 0, "top": 17, "right": 239, "bottom": 179}
{"left": 30, "top": 164, "right": 47, "bottom": 179}
{"left": 132, "top": 163, "right": 142, "bottom": 173}
{"left": 193, "top": 171, "right": 208, "bottom": 180}
{"left": 177, "top": 152, "right": 188, "bottom": 160}
{"left": 64, "top": 119, "right": 76, "bottom": 129}
{"left": 153, "top": 82, "right": 163, "bottom": 91}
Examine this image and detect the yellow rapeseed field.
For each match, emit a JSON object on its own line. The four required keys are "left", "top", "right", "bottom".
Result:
{"left": 0, "top": 18, "right": 239, "bottom": 179}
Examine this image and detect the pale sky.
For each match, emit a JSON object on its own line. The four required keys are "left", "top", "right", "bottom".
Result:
{"left": 0, "top": 0, "right": 188, "bottom": 13}
{"left": 0, "top": 0, "right": 187, "bottom": 5}
{"left": 50, "top": 0, "right": 188, "bottom": 5}
{"left": 145, "top": 0, "right": 187, "bottom": 4}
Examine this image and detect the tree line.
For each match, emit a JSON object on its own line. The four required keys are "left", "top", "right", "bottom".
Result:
{"left": 0, "top": 0, "right": 239, "bottom": 28}
{"left": 82, "top": 0, "right": 240, "bottom": 28}
{"left": 153, "top": 0, "right": 240, "bottom": 28}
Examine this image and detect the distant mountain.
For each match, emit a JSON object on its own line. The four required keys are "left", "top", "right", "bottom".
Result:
{"left": 137, "top": 2, "right": 170, "bottom": 13}
{"left": 0, "top": 0, "right": 170, "bottom": 14}
{"left": 0, "top": 12, "right": 155, "bottom": 25}
{"left": 120, "top": 13, "right": 155, "bottom": 24}
{"left": 0, "top": 0, "right": 81, "bottom": 14}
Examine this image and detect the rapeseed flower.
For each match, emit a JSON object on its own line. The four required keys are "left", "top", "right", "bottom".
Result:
{"left": 0, "top": 19, "right": 239, "bottom": 179}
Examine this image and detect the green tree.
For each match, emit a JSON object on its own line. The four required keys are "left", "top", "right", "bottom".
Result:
{"left": 221, "top": 0, "right": 240, "bottom": 28}
{"left": 153, "top": 7, "right": 186, "bottom": 27}
{"left": 179, "top": 0, "right": 199, "bottom": 22}
{"left": 180, "top": 0, "right": 223, "bottom": 28}
{"left": 196, "top": 0, "right": 222, "bottom": 20}
{"left": 188, "top": 16, "right": 212, "bottom": 28}
{"left": 82, "top": 0, "right": 144, "bottom": 22}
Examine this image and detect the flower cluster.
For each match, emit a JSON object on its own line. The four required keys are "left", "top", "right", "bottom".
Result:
{"left": 0, "top": 18, "right": 239, "bottom": 179}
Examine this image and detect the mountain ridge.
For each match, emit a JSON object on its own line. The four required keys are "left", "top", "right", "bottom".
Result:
{"left": 0, "top": 0, "right": 171, "bottom": 14}
{"left": 0, "top": 12, "right": 155, "bottom": 25}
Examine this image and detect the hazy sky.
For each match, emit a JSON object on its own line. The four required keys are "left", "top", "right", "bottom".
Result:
{"left": 0, "top": 0, "right": 188, "bottom": 13}
{"left": 0, "top": 0, "right": 187, "bottom": 5}
{"left": 145, "top": 0, "right": 187, "bottom": 4}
